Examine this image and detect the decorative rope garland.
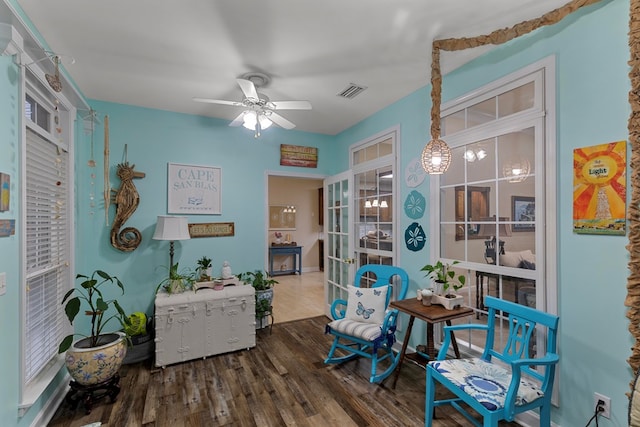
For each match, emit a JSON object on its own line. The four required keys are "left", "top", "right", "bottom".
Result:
{"left": 428, "top": 0, "right": 602, "bottom": 140}
{"left": 627, "top": 0, "right": 640, "bottom": 389}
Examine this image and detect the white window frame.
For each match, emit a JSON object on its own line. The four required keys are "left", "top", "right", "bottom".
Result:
{"left": 430, "top": 56, "right": 557, "bottom": 317}
{"left": 17, "top": 51, "right": 76, "bottom": 414}
{"left": 350, "top": 126, "right": 401, "bottom": 271}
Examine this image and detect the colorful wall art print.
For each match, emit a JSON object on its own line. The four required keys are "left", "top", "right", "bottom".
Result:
{"left": 0, "top": 173, "right": 9, "bottom": 212}
{"left": 573, "top": 141, "right": 626, "bottom": 235}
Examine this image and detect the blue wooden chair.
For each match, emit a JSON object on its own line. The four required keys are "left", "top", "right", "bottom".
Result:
{"left": 324, "top": 264, "right": 409, "bottom": 383}
{"left": 425, "top": 296, "right": 559, "bottom": 427}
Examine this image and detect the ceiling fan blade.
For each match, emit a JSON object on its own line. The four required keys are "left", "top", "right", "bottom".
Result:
{"left": 270, "top": 100, "right": 312, "bottom": 110}
{"left": 229, "top": 112, "right": 245, "bottom": 127}
{"left": 269, "top": 112, "right": 296, "bottom": 130}
{"left": 236, "top": 79, "right": 259, "bottom": 100}
{"left": 193, "top": 97, "right": 243, "bottom": 107}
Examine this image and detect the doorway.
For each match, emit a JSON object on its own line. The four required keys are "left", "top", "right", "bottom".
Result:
{"left": 267, "top": 174, "right": 325, "bottom": 323}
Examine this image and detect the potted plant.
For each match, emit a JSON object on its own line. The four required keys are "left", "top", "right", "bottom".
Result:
{"left": 156, "top": 263, "right": 196, "bottom": 294}
{"left": 238, "top": 270, "right": 278, "bottom": 329}
{"left": 59, "top": 270, "right": 131, "bottom": 387}
{"left": 196, "top": 256, "right": 213, "bottom": 281}
{"left": 420, "top": 260, "right": 466, "bottom": 310}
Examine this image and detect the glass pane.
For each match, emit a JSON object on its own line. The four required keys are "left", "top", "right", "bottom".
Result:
{"left": 442, "top": 110, "right": 466, "bottom": 135}
{"left": 36, "top": 104, "right": 50, "bottom": 131}
{"left": 498, "top": 82, "right": 534, "bottom": 118}
{"left": 468, "top": 98, "right": 496, "bottom": 128}
{"left": 440, "top": 145, "right": 465, "bottom": 186}
{"left": 440, "top": 224, "right": 462, "bottom": 261}
{"left": 466, "top": 138, "right": 496, "bottom": 183}
{"left": 378, "top": 138, "right": 393, "bottom": 156}
{"left": 498, "top": 179, "right": 532, "bottom": 219}
{"left": 25, "top": 95, "right": 35, "bottom": 122}
{"left": 497, "top": 129, "right": 535, "bottom": 184}
{"left": 440, "top": 186, "right": 456, "bottom": 223}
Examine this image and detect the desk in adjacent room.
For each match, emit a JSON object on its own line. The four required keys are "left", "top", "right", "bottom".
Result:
{"left": 389, "top": 299, "right": 473, "bottom": 388}
{"left": 269, "top": 245, "right": 302, "bottom": 276}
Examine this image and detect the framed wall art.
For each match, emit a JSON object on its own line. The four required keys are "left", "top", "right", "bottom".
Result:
{"left": 512, "top": 196, "right": 535, "bottom": 232}
{"left": 0, "top": 173, "right": 9, "bottom": 212}
{"left": 167, "top": 163, "right": 221, "bottom": 215}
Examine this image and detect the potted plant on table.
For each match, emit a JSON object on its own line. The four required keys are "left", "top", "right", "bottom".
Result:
{"left": 196, "top": 256, "right": 212, "bottom": 281}
{"left": 59, "top": 269, "right": 131, "bottom": 389}
{"left": 420, "top": 260, "right": 466, "bottom": 310}
{"left": 156, "top": 263, "right": 196, "bottom": 294}
{"left": 238, "top": 270, "right": 278, "bottom": 329}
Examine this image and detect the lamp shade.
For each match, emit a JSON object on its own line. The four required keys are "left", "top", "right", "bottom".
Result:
{"left": 421, "top": 138, "right": 452, "bottom": 174}
{"left": 152, "top": 216, "right": 190, "bottom": 241}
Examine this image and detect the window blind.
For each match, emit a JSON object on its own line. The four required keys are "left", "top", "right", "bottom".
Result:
{"left": 25, "top": 128, "right": 70, "bottom": 383}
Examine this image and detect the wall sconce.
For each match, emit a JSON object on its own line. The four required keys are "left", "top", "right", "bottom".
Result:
{"left": 152, "top": 215, "right": 191, "bottom": 269}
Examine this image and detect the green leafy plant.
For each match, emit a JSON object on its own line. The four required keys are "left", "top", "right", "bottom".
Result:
{"left": 156, "top": 263, "right": 196, "bottom": 294}
{"left": 238, "top": 270, "right": 278, "bottom": 291}
{"left": 59, "top": 270, "right": 131, "bottom": 353}
{"left": 420, "top": 260, "right": 466, "bottom": 296}
{"left": 255, "top": 298, "right": 272, "bottom": 319}
{"left": 196, "top": 256, "right": 212, "bottom": 281}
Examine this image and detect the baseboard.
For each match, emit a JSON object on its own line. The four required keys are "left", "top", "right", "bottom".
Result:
{"left": 29, "top": 372, "right": 70, "bottom": 427}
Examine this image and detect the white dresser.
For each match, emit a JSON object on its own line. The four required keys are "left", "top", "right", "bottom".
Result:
{"left": 154, "top": 285, "right": 255, "bottom": 367}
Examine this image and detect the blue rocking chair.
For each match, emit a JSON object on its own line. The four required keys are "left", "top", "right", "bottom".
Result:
{"left": 324, "top": 264, "right": 409, "bottom": 383}
{"left": 425, "top": 296, "right": 559, "bottom": 426}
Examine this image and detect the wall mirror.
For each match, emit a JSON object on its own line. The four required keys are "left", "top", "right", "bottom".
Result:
{"left": 269, "top": 205, "right": 296, "bottom": 230}
{"left": 455, "top": 185, "right": 490, "bottom": 240}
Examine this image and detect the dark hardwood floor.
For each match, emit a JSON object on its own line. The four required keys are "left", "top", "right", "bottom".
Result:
{"left": 48, "top": 316, "right": 519, "bottom": 426}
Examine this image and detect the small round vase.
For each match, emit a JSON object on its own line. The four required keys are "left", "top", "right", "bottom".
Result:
{"left": 65, "top": 332, "right": 127, "bottom": 386}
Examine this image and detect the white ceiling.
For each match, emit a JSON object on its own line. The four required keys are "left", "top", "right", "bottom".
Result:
{"left": 14, "top": 0, "right": 572, "bottom": 135}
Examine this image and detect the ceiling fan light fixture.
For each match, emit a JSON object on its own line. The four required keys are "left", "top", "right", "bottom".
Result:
{"left": 258, "top": 113, "right": 272, "bottom": 130}
{"left": 242, "top": 110, "right": 257, "bottom": 130}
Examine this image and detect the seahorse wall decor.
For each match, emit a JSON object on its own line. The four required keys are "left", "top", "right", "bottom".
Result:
{"left": 110, "top": 161, "right": 146, "bottom": 252}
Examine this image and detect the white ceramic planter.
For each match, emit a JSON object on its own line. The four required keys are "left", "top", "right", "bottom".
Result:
{"left": 433, "top": 294, "right": 464, "bottom": 310}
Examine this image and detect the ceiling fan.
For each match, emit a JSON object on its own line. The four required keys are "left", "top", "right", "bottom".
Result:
{"left": 193, "top": 72, "right": 312, "bottom": 138}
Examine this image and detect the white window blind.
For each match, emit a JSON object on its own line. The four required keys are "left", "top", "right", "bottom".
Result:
{"left": 25, "top": 127, "right": 70, "bottom": 383}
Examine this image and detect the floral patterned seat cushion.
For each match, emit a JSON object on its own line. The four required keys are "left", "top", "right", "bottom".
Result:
{"left": 429, "top": 358, "right": 544, "bottom": 411}
{"left": 327, "top": 318, "right": 382, "bottom": 341}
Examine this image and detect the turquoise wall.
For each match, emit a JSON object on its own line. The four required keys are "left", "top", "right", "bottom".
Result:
{"left": 334, "top": 1, "right": 630, "bottom": 425}
{"left": 0, "top": 54, "right": 23, "bottom": 426}
{"left": 77, "top": 100, "right": 334, "bottom": 323}
{"left": 0, "top": 0, "right": 633, "bottom": 425}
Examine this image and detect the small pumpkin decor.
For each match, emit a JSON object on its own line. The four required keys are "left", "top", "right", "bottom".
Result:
{"left": 59, "top": 270, "right": 131, "bottom": 392}
{"left": 420, "top": 260, "right": 466, "bottom": 310}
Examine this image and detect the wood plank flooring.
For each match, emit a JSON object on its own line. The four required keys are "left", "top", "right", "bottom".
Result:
{"left": 48, "top": 315, "right": 519, "bottom": 427}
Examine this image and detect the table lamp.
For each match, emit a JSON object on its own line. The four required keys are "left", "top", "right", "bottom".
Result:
{"left": 152, "top": 215, "right": 190, "bottom": 269}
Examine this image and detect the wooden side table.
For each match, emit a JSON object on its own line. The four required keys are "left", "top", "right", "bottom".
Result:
{"left": 389, "top": 299, "right": 473, "bottom": 388}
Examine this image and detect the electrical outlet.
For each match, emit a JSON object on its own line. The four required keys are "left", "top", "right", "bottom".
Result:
{"left": 0, "top": 272, "right": 6, "bottom": 296}
{"left": 594, "top": 392, "right": 611, "bottom": 419}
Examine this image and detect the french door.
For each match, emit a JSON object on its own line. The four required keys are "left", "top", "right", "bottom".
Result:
{"left": 323, "top": 171, "right": 354, "bottom": 316}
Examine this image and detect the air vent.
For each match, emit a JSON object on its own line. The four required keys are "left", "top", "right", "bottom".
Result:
{"left": 337, "top": 83, "right": 368, "bottom": 99}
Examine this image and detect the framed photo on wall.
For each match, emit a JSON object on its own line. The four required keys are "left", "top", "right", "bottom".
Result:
{"left": 167, "top": 163, "right": 221, "bottom": 214}
{"left": 512, "top": 196, "right": 535, "bottom": 232}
